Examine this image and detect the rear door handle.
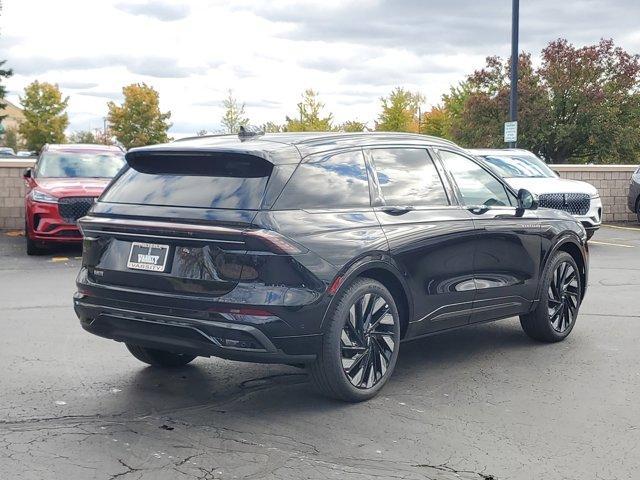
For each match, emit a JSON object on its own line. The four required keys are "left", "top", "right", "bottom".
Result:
{"left": 380, "top": 205, "right": 415, "bottom": 215}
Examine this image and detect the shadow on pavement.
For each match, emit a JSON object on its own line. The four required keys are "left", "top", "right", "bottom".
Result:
{"left": 110, "top": 319, "right": 536, "bottom": 420}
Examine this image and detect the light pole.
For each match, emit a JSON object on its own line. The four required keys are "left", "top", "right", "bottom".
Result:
{"left": 508, "top": 0, "right": 519, "bottom": 148}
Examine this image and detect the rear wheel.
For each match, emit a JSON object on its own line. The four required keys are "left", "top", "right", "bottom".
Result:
{"left": 126, "top": 344, "right": 196, "bottom": 367}
{"left": 310, "top": 278, "right": 401, "bottom": 402}
{"left": 520, "top": 251, "right": 581, "bottom": 342}
{"left": 636, "top": 198, "right": 640, "bottom": 224}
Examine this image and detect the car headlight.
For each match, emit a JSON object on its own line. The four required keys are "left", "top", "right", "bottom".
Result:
{"left": 30, "top": 189, "right": 58, "bottom": 204}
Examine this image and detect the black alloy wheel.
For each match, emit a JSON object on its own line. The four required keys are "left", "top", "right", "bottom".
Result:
{"left": 310, "top": 278, "right": 401, "bottom": 402}
{"left": 520, "top": 251, "right": 581, "bottom": 343}
{"left": 340, "top": 293, "right": 398, "bottom": 389}
{"left": 547, "top": 261, "right": 580, "bottom": 333}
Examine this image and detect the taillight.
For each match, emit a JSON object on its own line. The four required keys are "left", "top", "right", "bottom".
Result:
{"left": 243, "top": 229, "right": 308, "bottom": 255}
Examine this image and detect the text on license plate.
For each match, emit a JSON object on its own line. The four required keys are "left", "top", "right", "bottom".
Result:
{"left": 127, "top": 242, "right": 169, "bottom": 272}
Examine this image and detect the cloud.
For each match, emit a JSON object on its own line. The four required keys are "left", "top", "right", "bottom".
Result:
{"left": 76, "top": 90, "right": 124, "bottom": 101}
{"left": 193, "top": 98, "right": 282, "bottom": 109}
{"left": 240, "top": 0, "right": 640, "bottom": 55}
{"left": 5, "top": 54, "right": 208, "bottom": 78}
{"left": 59, "top": 81, "right": 99, "bottom": 89}
{"left": 115, "top": 1, "right": 190, "bottom": 21}
{"left": 245, "top": 99, "right": 282, "bottom": 109}
{"left": 298, "top": 57, "right": 354, "bottom": 73}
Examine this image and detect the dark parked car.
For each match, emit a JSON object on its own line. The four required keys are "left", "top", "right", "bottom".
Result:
{"left": 74, "top": 132, "right": 589, "bottom": 402}
{"left": 628, "top": 166, "right": 640, "bottom": 223}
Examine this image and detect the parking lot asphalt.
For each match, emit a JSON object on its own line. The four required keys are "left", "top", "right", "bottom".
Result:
{"left": 1, "top": 226, "right": 639, "bottom": 480}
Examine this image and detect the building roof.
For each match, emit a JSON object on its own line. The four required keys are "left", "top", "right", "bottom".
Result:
{"left": 0, "top": 99, "right": 26, "bottom": 132}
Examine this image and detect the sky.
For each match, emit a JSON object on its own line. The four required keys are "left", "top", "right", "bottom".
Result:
{"left": 2, "top": 0, "right": 640, "bottom": 137}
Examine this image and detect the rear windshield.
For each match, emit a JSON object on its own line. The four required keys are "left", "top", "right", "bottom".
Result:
{"left": 37, "top": 151, "right": 125, "bottom": 178}
{"left": 101, "top": 153, "right": 273, "bottom": 209}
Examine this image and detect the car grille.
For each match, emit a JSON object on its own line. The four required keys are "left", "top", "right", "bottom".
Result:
{"left": 58, "top": 197, "right": 96, "bottom": 223}
{"left": 538, "top": 193, "right": 590, "bottom": 216}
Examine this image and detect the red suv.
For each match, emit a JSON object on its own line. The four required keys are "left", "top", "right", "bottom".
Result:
{"left": 23, "top": 144, "right": 125, "bottom": 255}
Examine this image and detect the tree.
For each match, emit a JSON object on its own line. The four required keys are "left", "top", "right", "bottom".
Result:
{"left": 221, "top": 90, "right": 249, "bottom": 133}
{"left": 0, "top": 60, "right": 12, "bottom": 123}
{"left": 376, "top": 87, "right": 423, "bottom": 132}
{"left": 107, "top": 83, "right": 171, "bottom": 149}
{"left": 538, "top": 39, "right": 640, "bottom": 163}
{"left": 419, "top": 106, "right": 452, "bottom": 139}
{"left": 19, "top": 81, "right": 69, "bottom": 152}
{"left": 441, "top": 39, "right": 640, "bottom": 164}
{"left": 3, "top": 126, "right": 19, "bottom": 151}
{"left": 69, "top": 130, "right": 97, "bottom": 144}
{"left": 339, "top": 120, "right": 367, "bottom": 132}
{"left": 261, "top": 121, "right": 284, "bottom": 133}
{"left": 285, "top": 89, "right": 333, "bottom": 132}
{"left": 196, "top": 129, "right": 208, "bottom": 136}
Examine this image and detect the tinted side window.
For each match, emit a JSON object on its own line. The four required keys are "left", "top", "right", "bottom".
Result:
{"left": 439, "top": 151, "right": 512, "bottom": 207}
{"left": 275, "top": 150, "right": 370, "bottom": 210}
{"left": 371, "top": 148, "right": 448, "bottom": 206}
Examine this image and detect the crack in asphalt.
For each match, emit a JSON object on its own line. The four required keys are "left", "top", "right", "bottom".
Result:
{"left": 4, "top": 304, "right": 71, "bottom": 312}
{"left": 414, "top": 462, "right": 496, "bottom": 479}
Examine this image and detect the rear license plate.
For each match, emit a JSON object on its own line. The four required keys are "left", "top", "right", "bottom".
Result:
{"left": 127, "top": 242, "right": 170, "bottom": 272}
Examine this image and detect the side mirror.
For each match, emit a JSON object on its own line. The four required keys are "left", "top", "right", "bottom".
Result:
{"left": 517, "top": 188, "right": 539, "bottom": 210}
{"left": 23, "top": 168, "right": 32, "bottom": 179}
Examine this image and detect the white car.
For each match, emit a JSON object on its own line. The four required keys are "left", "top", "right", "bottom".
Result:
{"left": 468, "top": 148, "right": 602, "bottom": 239}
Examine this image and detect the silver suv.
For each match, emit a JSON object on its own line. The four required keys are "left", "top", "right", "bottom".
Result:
{"left": 469, "top": 149, "right": 602, "bottom": 239}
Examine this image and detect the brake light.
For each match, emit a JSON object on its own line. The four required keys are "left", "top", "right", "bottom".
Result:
{"left": 244, "top": 229, "right": 307, "bottom": 255}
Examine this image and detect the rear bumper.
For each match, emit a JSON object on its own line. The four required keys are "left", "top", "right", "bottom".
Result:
{"left": 74, "top": 294, "right": 321, "bottom": 364}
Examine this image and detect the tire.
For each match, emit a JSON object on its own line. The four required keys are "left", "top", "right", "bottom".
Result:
{"left": 636, "top": 198, "right": 640, "bottom": 224}
{"left": 125, "top": 344, "right": 196, "bottom": 367}
{"left": 309, "top": 278, "right": 401, "bottom": 402}
{"left": 25, "top": 221, "right": 46, "bottom": 256}
{"left": 520, "top": 251, "right": 581, "bottom": 343}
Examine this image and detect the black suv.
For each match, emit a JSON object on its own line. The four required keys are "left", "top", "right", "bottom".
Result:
{"left": 74, "top": 132, "right": 588, "bottom": 402}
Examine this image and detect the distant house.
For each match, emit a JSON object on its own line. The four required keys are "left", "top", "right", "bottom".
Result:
{"left": 0, "top": 99, "right": 25, "bottom": 132}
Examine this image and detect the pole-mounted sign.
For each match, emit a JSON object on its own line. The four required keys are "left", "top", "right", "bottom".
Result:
{"left": 504, "top": 121, "right": 517, "bottom": 143}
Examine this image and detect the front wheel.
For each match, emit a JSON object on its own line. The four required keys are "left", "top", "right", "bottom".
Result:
{"left": 309, "top": 278, "right": 401, "bottom": 402}
{"left": 25, "top": 221, "right": 46, "bottom": 256}
{"left": 126, "top": 344, "right": 196, "bottom": 367}
{"left": 520, "top": 251, "right": 582, "bottom": 342}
